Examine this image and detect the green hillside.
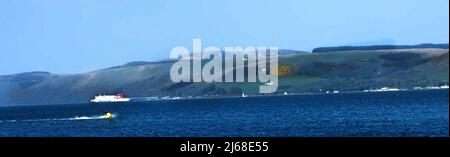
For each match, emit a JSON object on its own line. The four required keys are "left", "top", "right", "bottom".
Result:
{"left": 0, "top": 48, "right": 448, "bottom": 106}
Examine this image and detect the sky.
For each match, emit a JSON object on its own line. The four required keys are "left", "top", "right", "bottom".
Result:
{"left": 0, "top": 0, "right": 448, "bottom": 75}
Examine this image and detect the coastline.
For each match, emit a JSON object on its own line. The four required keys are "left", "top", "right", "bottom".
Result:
{"left": 149, "top": 87, "right": 449, "bottom": 102}
{"left": 1, "top": 87, "right": 448, "bottom": 107}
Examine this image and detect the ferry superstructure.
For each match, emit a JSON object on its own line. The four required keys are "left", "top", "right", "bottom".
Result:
{"left": 90, "top": 93, "right": 130, "bottom": 103}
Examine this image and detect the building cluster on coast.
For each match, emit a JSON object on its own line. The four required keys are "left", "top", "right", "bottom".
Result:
{"left": 123, "top": 84, "right": 449, "bottom": 103}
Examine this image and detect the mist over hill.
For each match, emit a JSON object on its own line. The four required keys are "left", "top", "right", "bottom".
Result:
{"left": 0, "top": 45, "right": 448, "bottom": 106}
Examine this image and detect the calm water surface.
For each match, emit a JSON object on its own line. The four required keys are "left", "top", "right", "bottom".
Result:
{"left": 0, "top": 90, "right": 448, "bottom": 137}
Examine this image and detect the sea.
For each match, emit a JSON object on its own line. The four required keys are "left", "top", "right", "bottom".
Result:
{"left": 0, "top": 90, "right": 448, "bottom": 137}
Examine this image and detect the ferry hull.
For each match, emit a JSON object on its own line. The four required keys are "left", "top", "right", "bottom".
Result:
{"left": 90, "top": 98, "right": 130, "bottom": 103}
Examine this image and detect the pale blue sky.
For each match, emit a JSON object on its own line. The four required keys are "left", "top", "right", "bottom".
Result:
{"left": 0, "top": 0, "right": 448, "bottom": 75}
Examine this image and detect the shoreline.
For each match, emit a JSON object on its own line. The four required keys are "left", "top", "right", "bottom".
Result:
{"left": 147, "top": 88, "right": 449, "bottom": 102}
{"left": 1, "top": 88, "right": 448, "bottom": 107}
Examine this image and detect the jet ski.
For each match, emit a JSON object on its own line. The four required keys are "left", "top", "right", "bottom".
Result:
{"left": 104, "top": 111, "right": 113, "bottom": 119}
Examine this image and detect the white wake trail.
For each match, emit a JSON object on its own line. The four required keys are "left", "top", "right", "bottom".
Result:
{"left": 0, "top": 114, "right": 116, "bottom": 123}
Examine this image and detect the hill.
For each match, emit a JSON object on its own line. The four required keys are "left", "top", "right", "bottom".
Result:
{"left": 0, "top": 47, "right": 448, "bottom": 106}
{"left": 312, "top": 43, "right": 449, "bottom": 53}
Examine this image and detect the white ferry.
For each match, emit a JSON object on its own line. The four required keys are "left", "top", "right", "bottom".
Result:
{"left": 90, "top": 93, "right": 130, "bottom": 103}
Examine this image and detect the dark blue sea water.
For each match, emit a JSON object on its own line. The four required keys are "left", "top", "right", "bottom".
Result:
{"left": 0, "top": 90, "right": 448, "bottom": 137}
